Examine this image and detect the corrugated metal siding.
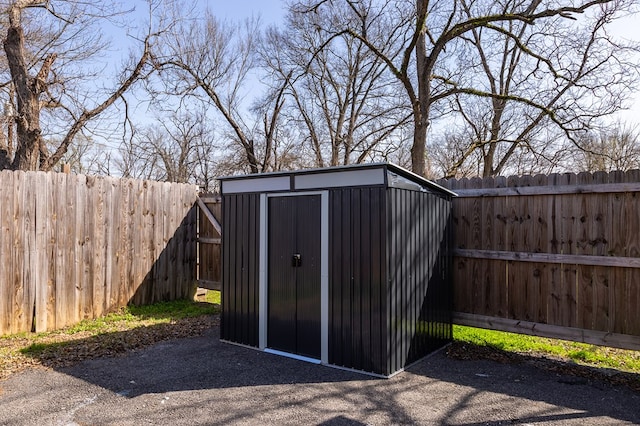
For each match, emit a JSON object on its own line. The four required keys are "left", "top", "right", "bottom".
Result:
{"left": 221, "top": 193, "right": 260, "bottom": 346}
{"left": 328, "top": 187, "right": 387, "bottom": 374}
{"left": 387, "top": 188, "right": 453, "bottom": 374}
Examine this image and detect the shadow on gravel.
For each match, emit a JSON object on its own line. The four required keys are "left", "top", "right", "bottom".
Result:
{"left": 47, "top": 326, "right": 372, "bottom": 398}
{"left": 445, "top": 341, "right": 640, "bottom": 392}
{"left": 406, "top": 342, "right": 640, "bottom": 425}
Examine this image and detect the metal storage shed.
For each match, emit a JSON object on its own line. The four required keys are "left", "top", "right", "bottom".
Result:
{"left": 219, "top": 163, "right": 455, "bottom": 377}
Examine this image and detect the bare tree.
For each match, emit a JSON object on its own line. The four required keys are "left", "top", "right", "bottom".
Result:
{"left": 433, "top": 0, "right": 639, "bottom": 177}
{"left": 262, "top": 2, "right": 411, "bottom": 168}
{"left": 54, "top": 134, "right": 114, "bottom": 175}
{"left": 150, "top": 10, "right": 288, "bottom": 174}
{"left": 116, "top": 110, "right": 218, "bottom": 189}
{"left": 301, "top": 0, "right": 632, "bottom": 176}
{"left": 0, "top": 0, "right": 164, "bottom": 171}
{"left": 572, "top": 122, "right": 640, "bottom": 172}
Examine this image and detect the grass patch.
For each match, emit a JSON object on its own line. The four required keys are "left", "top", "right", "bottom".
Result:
{"left": 454, "top": 325, "right": 640, "bottom": 374}
{"left": 202, "top": 289, "right": 221, "bottom": 305}
{"left": 1, "top": 292, "right": 221, "bottom": 380}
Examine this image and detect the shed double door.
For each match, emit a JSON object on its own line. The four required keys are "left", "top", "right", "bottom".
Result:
{"left": 268, "top": 195, "right": 321, "bottom": 359}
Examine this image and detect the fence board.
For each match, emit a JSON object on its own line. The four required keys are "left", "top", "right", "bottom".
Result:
{"left": 35, "top": 172, "right": 50, "bottom": 331}
{"left": 54, "top": 172, "right": 67, "bottom": 329}
{"left": 0, "top": 171, "right": 198, "bottom": 335}
{"left": 442, "top": 169, "right": 640, "bottom": 350}
{"left": 560, "top": 173, "right": 578, "bottom": 328}
{"left": 82, "top": 175, "right": 94, "bottom": 321}
{"left": 152, "top": 182, "right": 165, "bottom": 303}
{"left": 14, "top": 171, "right": 30, "bottom": 333}
{"left": 102, "top": 177, "right": 114, "bottom": 315}
{"left": 0, "top": 172, "right": 13, "bottom": 333}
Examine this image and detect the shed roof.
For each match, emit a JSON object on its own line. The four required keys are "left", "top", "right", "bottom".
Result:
{"left": 219, "top": 163, "right": 457, "bottom": 197}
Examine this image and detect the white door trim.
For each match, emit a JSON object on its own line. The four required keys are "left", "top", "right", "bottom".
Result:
{"left": 258, "top": 191, "right": 329, "bottom": 364}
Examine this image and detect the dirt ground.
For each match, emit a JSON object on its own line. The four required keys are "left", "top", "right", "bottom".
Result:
{"left": 1, "top": 324, "right": 639, "bottom": 425}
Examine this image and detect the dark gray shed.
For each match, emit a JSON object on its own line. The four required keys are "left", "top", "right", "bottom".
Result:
{"left": 219, "top": 163, "right": 455, "bottom": 377}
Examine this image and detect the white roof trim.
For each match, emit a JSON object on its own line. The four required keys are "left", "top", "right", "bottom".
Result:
{"left": 221, "top": 176, "right": 290, "bottom": 194}
{"left": 294, "top": 168, "right": 385, "bottom": 190}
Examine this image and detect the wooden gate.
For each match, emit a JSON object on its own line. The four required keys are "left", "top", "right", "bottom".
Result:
{"left": 197, "top": 195, "right": 222, "bottom": 291}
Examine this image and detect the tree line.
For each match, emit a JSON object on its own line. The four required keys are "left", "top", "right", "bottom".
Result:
{"left": 0, "top": 0, "right": 638, "bottom": 190}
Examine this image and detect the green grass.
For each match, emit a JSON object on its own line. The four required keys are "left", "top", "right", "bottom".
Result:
{"left": 1, "top": 291, "right": 222, "bottom": 379}
{"left": 454, "top": 325, "right": 640, "bottom": 374}
{"left": 60, "top": 297, "right": 219, "bottom": 335}
{"left": 201, "top": 289, "right": 221, "bottom": 305}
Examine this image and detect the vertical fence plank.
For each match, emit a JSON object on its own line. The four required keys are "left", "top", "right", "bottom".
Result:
{"left": 560, "top": 172, "right": 578, "bottom": 328}
{"left": 174, "top": 185, "right": 186, "bottom": 300}
{"left": 23, "top": 172, "right": 38, "bottom": 332}
{"left": 73, "top": 174, "right": 86, "bottom": 322}
{"left": 505, "top": 175, "right": 523, "bottom": 320}
{"left": 531, "top": 174, "right": 549, "bottom": 323}
{"left": 451, "top": 178, "right": 473, "bottom": 314}
{"left": 152, "top": 181, "right": 165, "bottom": 303}
{"left": 54, "top": 172, "right": 68, "bottom": 329}
{"left": 13, "top": 171, "right": 28, "bottom": 333}
{"left": 479, "top": 177, "right": 494, "bottom": 317}
{"left": 45, "top": 172, "right": 56, "bottom": 331}
{"left": 133, "top": 179, "right": 145, "bottom": 301}
{"left": 81, "top": 175, "right": 94, "bottom": 321}
{"left": 608, "top": 170, "right": 626, "bottom": 334}
{"left": 575, "top": 172, "right": 594, "bottom": 330}
{"left": 34, "top": 172, "right": 50, "bottom": 332}
{"left": 92, "top": 176, "right": 106, "bottom": 319}
{"left": 118, "top": 178, "right": 131, "bottom": 306}
{"left": 106, "top": 176, "right": 119, "bottom": 311}
{"left": 623, "top": 170, "right": 640, "bottom": 336}
{"left": 546, "top": 173, "right": 562, "bottom": 327}
{"left": 158, "top": 182, "right": 171, "bottom": 301}
{"left": 491, "top": 176, "right": 508, "bottom": 317}
{"left": 591, "top": 171, "right": 610, "bottom": 332}
{"left": 0, "top": 171, "right": 13, "bottom": 335}
{"left": 103, "top": 176, "right": 115, "bottom": 314}
{"left": 134, "top": 180, "right": 152, "bottom": 305}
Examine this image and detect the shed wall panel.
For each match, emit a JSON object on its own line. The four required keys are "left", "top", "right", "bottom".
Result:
{"left": 221, "top": 193, "right": 260, "bottom": 346}
{"left": 328, "top": 187, "right": 388, "bottom": 375}
{"left": 387, "top": 188, "right": 453, "bottom": 373}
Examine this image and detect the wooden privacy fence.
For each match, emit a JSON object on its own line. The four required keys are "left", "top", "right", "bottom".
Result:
{"left": 0, "top": 170, "right": 199, "bottom": 335}
{"left": 439, "top": 170, "right": 640, "bottom": 350}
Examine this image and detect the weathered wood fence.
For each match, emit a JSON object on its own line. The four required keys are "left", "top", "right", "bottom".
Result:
{"left": 0, "top": 171, "right": 198, "bottom": 335}
{"left": 197, "top": 195, "right": 222, "bottom": 290}
{"left": 439, "top": 170, "right": 640, "bottom": 350}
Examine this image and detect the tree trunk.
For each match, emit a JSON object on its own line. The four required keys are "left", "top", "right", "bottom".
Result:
{"left": 412, "top": 116, "right": 428, "bottom": 176}
{"left": 3, "top": 5, "right": 43, "bottom": 170}
{"left": 412, "top": 0, "right": 429, "bottom": 177}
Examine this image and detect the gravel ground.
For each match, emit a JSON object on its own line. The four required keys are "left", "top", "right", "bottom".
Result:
{"left": 1, "top": 323, "right": 639, "bottom": 425}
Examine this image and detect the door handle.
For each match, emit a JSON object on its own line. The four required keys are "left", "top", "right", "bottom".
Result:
{"left": 292, "top": 253, "right": 302, "bottom": 267}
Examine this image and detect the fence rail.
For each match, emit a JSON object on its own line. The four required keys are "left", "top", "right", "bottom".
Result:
{"left": 439, "top": 170, "right": 640, "bottom": 350}
{"left": 0, "top": 171, "right": 198, "bottom": 335}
